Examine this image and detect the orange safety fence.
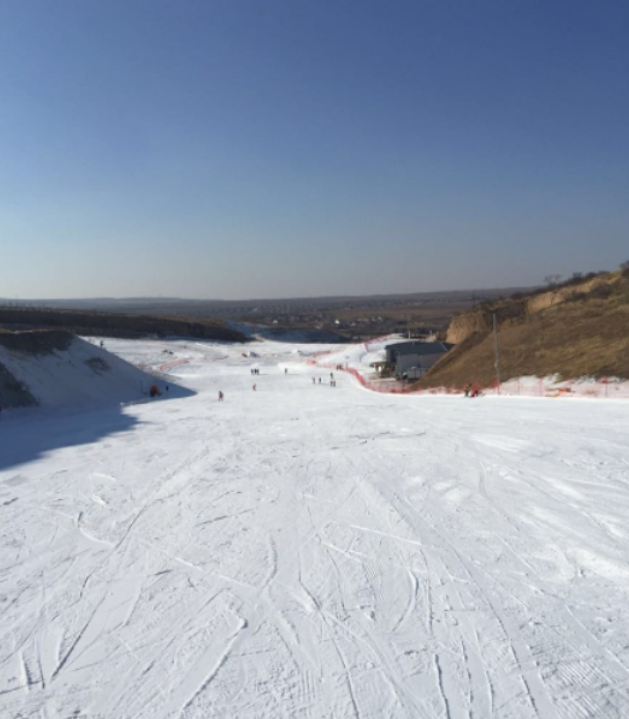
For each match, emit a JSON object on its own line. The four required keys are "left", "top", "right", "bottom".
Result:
{"left": 157, "top": 358, "right": 190, "bottom": 373}
{"left": 311, "top": 357, "right": 629, "bottom": 400}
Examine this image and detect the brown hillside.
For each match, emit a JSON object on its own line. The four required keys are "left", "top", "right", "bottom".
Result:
{"left": 0, "top": 307, "right": 247, "bottom": 342}
{"left": 445, "top": 271, "right": 620, "bottom": 344}
{"left": 418, "top": 270, "right": 629, "bottom": 389}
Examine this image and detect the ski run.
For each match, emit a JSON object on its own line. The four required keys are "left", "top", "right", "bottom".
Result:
{"left": 2, "top": 336, "right": 629, "bottom": 719}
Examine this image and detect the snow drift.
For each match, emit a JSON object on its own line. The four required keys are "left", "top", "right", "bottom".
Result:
{"left": 0, "top": 331, "right": 162, "bottom": 410}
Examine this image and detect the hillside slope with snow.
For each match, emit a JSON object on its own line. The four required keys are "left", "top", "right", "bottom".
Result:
{"left": 0, "top": 332, "right": 170, "bottom": 411}
{"left": 2, "top": 337, "right": 629, "bottom": 718}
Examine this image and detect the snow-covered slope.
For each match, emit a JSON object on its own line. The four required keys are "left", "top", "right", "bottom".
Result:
{"left": 2, "top": 337, "right": 629, "bottom": 718}
{"left": 0, "top": 333, "right": 164, "bottom": 410}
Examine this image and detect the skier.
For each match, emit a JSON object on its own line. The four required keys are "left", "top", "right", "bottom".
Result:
{"left": 218, "top": 391, "right": 224, "bottom": 402}
{"left": 253, "top": 384, "right": 257, "bottom": 391}
{"left": 464, "top": 383, "right": 471, "bottom": 398}
{"left": 284, "top": 368, "right": 288, "bottom": 374}
{"left": 318, "top": 377, "right": 321, "bottom": 384}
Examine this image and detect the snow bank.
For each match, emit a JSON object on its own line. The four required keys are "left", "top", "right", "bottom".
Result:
{"left": 0, "top": 334, "right": 162, "bottom": 411}
{"left": 468, "top": 375, "right": 629, "bottom": 400}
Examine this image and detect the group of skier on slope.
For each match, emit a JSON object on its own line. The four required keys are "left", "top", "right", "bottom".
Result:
{"left": 218, "top": 367, "right": 338, "bottom": 401}
{"left": 312, "top": 372, "right": 336, "bottom": 387}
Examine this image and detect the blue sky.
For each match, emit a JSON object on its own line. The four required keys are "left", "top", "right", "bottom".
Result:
{"left": 1, "top": 0, "right": 628, "bottom": 299}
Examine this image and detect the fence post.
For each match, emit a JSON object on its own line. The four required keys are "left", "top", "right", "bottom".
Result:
{"left": 492, "top": 313, "right": 501, "bottom": 393}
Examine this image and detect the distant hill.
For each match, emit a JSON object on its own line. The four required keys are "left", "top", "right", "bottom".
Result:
{"left": 0, "top": 306, "right": 246, "bottom": 343}
{"left": 0, "top": 287, "right": 530, "bottom": 342}
{"left": 417, "top": 268, "right": 629, "bottom": 389}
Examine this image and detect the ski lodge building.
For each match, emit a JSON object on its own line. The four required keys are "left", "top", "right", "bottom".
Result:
{"left": 385, "top": 341, "right": 454, "bottom": 380}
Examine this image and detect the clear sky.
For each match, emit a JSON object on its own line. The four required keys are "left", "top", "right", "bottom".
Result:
{"left": 1, "top": 0, "right": 628, "bottom": 300}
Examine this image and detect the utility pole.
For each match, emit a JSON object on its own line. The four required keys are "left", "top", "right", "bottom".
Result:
{"left": 492, "top": 312, "right": 501, "bottom": 392}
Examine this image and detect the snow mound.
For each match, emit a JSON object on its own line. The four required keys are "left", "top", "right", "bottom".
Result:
{"left": 0, "top": 332, "right": 162, "bottom": 410}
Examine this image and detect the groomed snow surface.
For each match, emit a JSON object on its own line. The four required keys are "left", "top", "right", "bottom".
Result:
{"left": 2, "top": 337, "right": 629, "bottom": 719}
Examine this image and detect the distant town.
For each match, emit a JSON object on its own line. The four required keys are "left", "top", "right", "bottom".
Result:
{"left": 0, "top": 286, "right": 525, "bottom": 340}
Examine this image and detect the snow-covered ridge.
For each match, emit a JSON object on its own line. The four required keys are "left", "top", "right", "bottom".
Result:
{"left": 0, "top": 333, "right": 169, "bottom": 411}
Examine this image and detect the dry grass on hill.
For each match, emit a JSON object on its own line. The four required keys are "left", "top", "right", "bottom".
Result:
{"left": 417, "top": 272, "right": 629, "bottom": 389}
{"left": 0, "top": 307, "right": 246, "bottom": 342}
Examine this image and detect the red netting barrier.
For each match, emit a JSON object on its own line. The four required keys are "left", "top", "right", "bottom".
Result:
{"left": 314, "top": 361, "right": 415, "bottom": 394}
{"left": 157, "top": 358, "right": 190, "bottom": 373}
{"left": 313, "top": 357, "right": 629, "bottom": 400}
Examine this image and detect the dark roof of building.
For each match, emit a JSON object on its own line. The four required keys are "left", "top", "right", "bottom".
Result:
{"left": 386, "top": 341, "right": 453, "bottom": 357}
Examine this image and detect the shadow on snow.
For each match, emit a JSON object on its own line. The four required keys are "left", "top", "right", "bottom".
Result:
{"left": 0, "top": 383, "right": 195, "bottom": 473}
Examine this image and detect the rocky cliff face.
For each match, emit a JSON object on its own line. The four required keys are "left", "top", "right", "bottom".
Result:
{"left": 446, "top": 312, "right": 493, "bottom": 344}
{"left": 446, "top": 302, "right": 527, "bottom": 344}
{"left": 526, "top": 274, "right": 615, "bottom": 313}
{"left": 446, "top": 272, "right": 621, "bottom": 344}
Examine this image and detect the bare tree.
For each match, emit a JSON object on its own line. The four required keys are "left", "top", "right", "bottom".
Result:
{"left": 544, "top": 274, "right": 562, "bottom": 286}
{"left": 620, "top": 260, "right": 629, "bottom": 270}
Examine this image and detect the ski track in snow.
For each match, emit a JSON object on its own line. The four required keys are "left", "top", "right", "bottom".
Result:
{"left": 2, "top": 336, "right": 629, "bottom": 717}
